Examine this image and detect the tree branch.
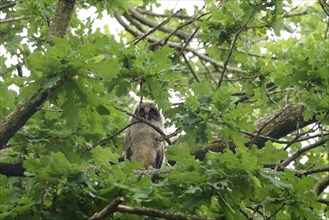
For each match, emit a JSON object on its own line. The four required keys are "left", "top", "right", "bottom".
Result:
{"left": 314, "top": 175, "right": 329, "bottom": 195}
{"left": 0, "top": 162, "right": 25, "bottom": 176}
{"left": 132, "top": 9, "right": 183, "bottom": 45}
{"left": 92, "top": 121, "right": 140, "bottom": 148}
{"left": 282, "top": 139, "right": 327, "bottom": 167}
{"left": 127, "top": 8, "right": 189, "bottom": 40}
{"left": 89, "top": 197, "right": 125, "bottom": 220}
{"left": 296, "top": 166, "right": 329, "bottom": 177}
{"left": 0, "top": 1, "right": 18, "bottom": 10}
{"left": 136, "top": 8, "right": 192, "bottom": 19}
{"left": 116, "top": 204, "right": 216, "bottom": 220}
{"left": 46, "top": 0, "right": 75, "bottom": 44}
{"left": 216, "top": 9, "right": 256, "bottom": 89}
{"left": 194, "top": 105, "right": 318, "bottom": 160}
{"left": 0, "top": 0, "right": 76, "bottom": 148}
{"left": 114, "top": 12, "right": 246, "bottom": 74}
{"left": 0, "top": 15, "right": 32, "bottom": 24}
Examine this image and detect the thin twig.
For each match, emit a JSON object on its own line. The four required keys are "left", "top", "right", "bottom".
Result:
{"left": 114, "top": 12, "right": 246, "bottom": 74}
{"left": 182, "top": 53, "right": 200, "bottom": 82}
{"left": 158, "top": 120, "right": 202, "bottom": 141}
{"left": 283, "top": 10, "right": 308, "bottom": 18}
{"left": 134, "top": 167, "right": 175, "bottom": 176}
{"left": 133, "top": 9, "right": 183, "bottom": 45}
{"left": 92, "top": 121, "right": 140, "bottom": 148}
{"left": 136, "top": 8, "right": 192, "bottom": 19}
{"left": 216, "top": 10, "right": 256, "bottom": 89}
{"left": 240, "top": 130, "right": 288, "bottom": 144}
{"left": 282, "top": 139, "right": 327, "bottom": 167}
{"left": 0, "top": 15, "right": 32, "bottom": 24}
{"left": 152, "top": 11, "right": 210, "bottom": 46}
{"left": 128, "top": 8, "right": 188, "bottom": 40}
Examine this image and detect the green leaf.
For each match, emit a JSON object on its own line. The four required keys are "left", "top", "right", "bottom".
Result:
{"left": 43, "top": 75, "right": 61, "bottom": 89}
{"left": 92, "top": 146, "right": 118, "bottom": 165}
{"left": 96, "top": 104, "right": 110, "bottom": 115}
{"left": 192, "top": 80, "right": 212, "bottom": 96}
{"left": 87, "top": 57, "right": 120, "bottom": 80}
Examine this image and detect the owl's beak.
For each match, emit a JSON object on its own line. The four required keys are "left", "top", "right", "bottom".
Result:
{"left": 145, "top": 114, "right": 149, "bottom": 121}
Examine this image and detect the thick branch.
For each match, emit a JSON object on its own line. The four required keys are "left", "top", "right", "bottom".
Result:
{"left": 46, "top": 0, "right": 75, "bottom": 43}
{"left": 0, "top": 87, "right": 48, "bottom": 148}
{"left": 0, "top": 162, "right": 25, "bottom": 176}
{"left": 195, "top": 105, "right": 317, "bottom": 160}
{"left": 253, "top": 105, "right": 316, "bottom": 147}
{"left": 89, "top": 197, "right": 125, "bottom": 220}
{"left": 0, "top": 0, "right": 75, "bottom": 148}
{"left": 314, "top": 175, "right": 329, "bottom": 195}
{"left": 116, "top": 204, "right": 216, "bottom": 220}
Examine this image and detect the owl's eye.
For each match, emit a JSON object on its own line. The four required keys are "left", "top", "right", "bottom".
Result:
{"left": 149, "top": 108, "right": 159, "bottom": 118}
{"left": 139, "top": 108, "right": 145, "bottom": 117}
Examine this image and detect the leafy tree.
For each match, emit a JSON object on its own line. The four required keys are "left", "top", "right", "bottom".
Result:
{"left": 0, "top": 0, "right": 329, "bottom": 219}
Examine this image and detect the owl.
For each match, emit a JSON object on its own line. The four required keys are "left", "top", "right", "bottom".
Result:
{"left": 124, "top": 101, "right": 166, "bottom": 170}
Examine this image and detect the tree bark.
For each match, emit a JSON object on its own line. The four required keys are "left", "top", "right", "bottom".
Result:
{"left": 0, "top": 0, "right": 76, "bottom": 149}
{"left": 0, "top": 163, "right": 25, "bottom": 177}
{"left": 195, "top": 105, "right": 317, "bottom": 160}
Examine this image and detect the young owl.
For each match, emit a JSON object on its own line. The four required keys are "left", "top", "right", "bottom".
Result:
{"left": 124, "top": 101, "right": 166, "bottom": 170}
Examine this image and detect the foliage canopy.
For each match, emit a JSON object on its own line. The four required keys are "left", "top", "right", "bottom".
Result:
{"left": 0, "top": 0, "right": 329, "bottom": 219}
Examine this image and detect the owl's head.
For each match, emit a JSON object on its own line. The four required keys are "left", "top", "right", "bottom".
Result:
{"left": 133, "top": 101, "right": 163, "bottom": 123}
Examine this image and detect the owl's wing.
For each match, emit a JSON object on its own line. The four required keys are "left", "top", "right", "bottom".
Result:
{"left": 154, "top": 146, "right": 164, "bottom": 169}
{"left": 124, "top": 128, "right": 132, "bottom": 161}
{"left": 125, "top": 147, "right": 132, "bottom": 160}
